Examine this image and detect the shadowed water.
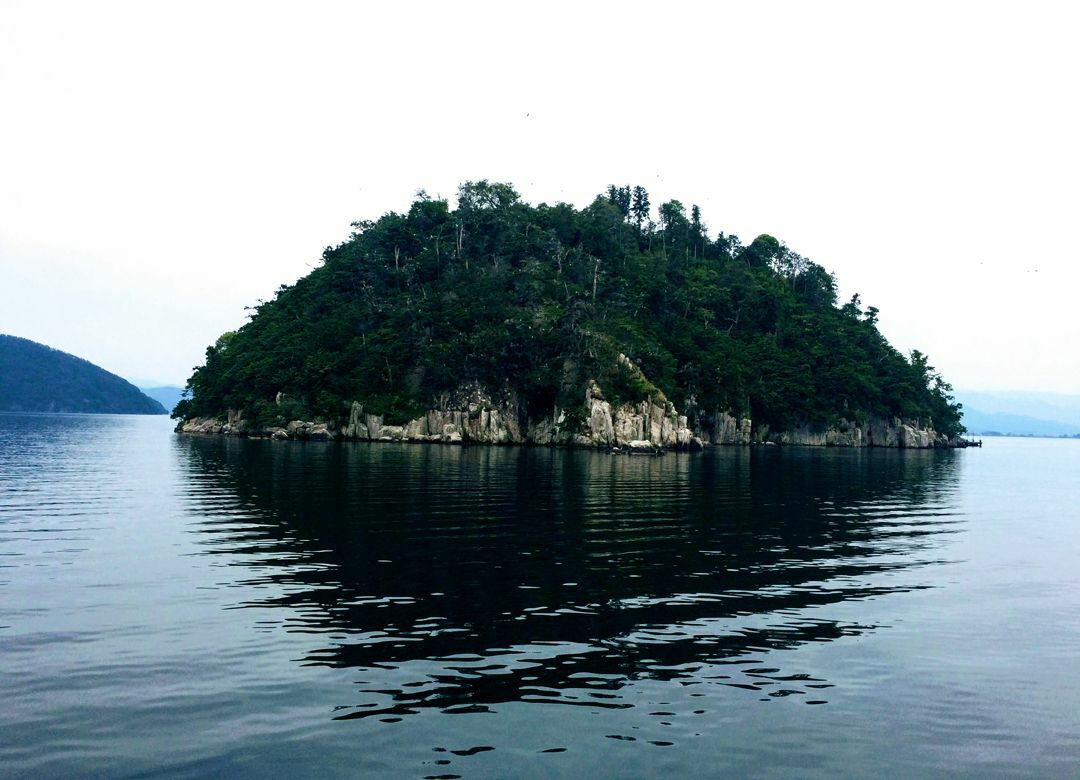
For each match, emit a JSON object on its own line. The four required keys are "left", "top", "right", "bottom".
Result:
{"left": 2, "top": 414, "right": 1079, "bottom": 777}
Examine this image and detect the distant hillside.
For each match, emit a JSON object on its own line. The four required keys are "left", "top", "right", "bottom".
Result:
{"left": 138, "top": 385, "right": 185, "bottom": 415}
{"left": 956, "top": 391, "right": 1080, "bottom": 436}
{"left": 0, "top": 335, "right": 167, "bottom": 414}
{"left": 960, "top": 409, "right": 1080, "bottom": 437}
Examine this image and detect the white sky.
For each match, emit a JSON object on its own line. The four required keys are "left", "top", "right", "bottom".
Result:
{"left": 1, "top": 0, "right": 1077, "bottom": 392}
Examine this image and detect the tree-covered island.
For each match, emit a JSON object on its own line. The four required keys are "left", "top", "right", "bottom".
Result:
{"left": 175, "top": 182, "right": 964, "bottom": 449}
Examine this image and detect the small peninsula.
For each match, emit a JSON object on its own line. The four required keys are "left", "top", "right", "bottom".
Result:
{"left": 0, "top": 335, "right": 167, "bottom": 415}
{"left": 176, "top": 182, "right": 965, "bottom": 449}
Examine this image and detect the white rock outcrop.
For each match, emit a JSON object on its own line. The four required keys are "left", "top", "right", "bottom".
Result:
{"left": 177, "top": 358, "right": 948, "bottom": 451}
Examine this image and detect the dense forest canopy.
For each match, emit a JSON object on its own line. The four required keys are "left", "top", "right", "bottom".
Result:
{"left": 0, "top": 335, "right": 166, "bottom": 415}
{"left": 176, "top": 182, "right": 963, "bottom": 437}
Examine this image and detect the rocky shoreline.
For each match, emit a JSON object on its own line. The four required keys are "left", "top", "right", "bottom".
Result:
{"left": 177, "top": 371, "right": 972, "bottom": 451}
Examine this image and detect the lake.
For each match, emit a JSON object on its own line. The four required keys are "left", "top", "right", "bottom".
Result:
{"left": 2, "top": 414, "right": 1078, "bottom": 778}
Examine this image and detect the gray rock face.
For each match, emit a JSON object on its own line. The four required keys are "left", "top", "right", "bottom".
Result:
{"left": 548, "top": 378, "right": 694, "bottom": 450}
{"left": 707, "top": 410, "right": 753, "bottom": 445}
{"left": 179, "top": 404, "right": 945, "bottom": 450}
{"left": 308, "top": 424, "right": 333, "bottom": 441}
{"left": 775, "top": 426, "right": 828, "bottom": 447}
{"left": 868, "top": 417, "right": 900, "bottom": 448}
{"left": 899, "top": 423, "right": 933, "bottom": 449}
{"left": 747, "top": 415, "right": 939, "bottom": 449}
{"left": 826, "top": 419, "right": 863, "bottom": 447}
{"left": 283, "top": 420, "right": 335, "bottom": 440}
{"left": 178, "top": 417, "right": 226, "bottom": 436}
{"left": 340, "top": 384, "right": 522, "bottom": 445}
{"left": 176, "top": 359, "right": 949, "bottom": 451}
{"left": 377, "top": 425, "right": 405, "bottom": 441}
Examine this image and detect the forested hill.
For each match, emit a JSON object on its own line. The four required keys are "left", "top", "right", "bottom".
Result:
{"left": 176, "top": 181, "right": 963, "bottom": 438}
{"left": 0, "top": 335, "right": 167, "bottom": 415}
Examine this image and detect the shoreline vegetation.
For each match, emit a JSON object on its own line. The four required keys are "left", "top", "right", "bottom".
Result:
{"left": 174, "top": 181, "right": 966, "bottom": 451}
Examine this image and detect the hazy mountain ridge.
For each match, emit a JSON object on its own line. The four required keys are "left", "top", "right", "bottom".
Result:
{"left": 138, "top": 386, "right": 186, "bottom": 416}
{"left": 0, "top": 335, "right": 166, "bottom": 415}
{"left": 956, "top": 390, "right": 1080, "bottom": 436}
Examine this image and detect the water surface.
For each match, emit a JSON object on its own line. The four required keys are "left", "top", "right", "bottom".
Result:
{"left": 2, "top": 414, "right": 1078, "bottom": 777}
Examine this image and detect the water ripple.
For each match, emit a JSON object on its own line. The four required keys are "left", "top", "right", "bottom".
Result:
{"left": 7, "top": 414, "right": 1079, "bottom": 776}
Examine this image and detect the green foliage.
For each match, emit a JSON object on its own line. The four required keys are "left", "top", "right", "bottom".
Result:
{"left": 179, "top": 182, "right": 965, "bottom": 438}
{"left": 602, "top": 359, "right": 663, "bottom": 408}
{"left": 559, "top": 404, "right": 589, "bottom": 434}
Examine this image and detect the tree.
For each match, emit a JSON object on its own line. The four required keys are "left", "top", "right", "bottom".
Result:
{"left": 792, "top": 263, "right": 837, "bottom": 309}
{"left": 606, "top": 185, "right": 631, "bottom": 219}
{"left": 658, "top": 200, "right": 686, "bottom": 232}
{"left": 842, "top": 293, "right": 862, "bottom": 318}
{"left": 690, "top": 205, "right": 705, "bottom": 259}
{"left": 456, "top": 180, "right": 519, "bottom": 211}
{"left": 455, "top": 180, "right": 521, "bottom": 269}
{"left": 740, "top": 234, "right": 783, "bottom": 269}
{"left": 630, "top": 186, "right": 650, "bottom": 233}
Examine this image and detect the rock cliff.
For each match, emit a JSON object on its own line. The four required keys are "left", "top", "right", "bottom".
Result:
{"left": 178, "top": 358, "right": 958, "bottom": 450}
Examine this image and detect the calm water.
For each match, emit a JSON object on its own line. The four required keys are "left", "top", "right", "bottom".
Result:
{"left": 1, "top": 414, "right": 1079, "bottom": 778}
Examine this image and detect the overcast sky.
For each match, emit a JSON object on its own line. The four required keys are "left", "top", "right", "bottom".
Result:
{"left": 2, "top": 1, "right": 1077, "bottom": 393}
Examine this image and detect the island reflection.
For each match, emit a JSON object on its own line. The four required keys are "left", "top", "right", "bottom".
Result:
{"left": 173, "top": 438, "right": 962, "bottom": 718}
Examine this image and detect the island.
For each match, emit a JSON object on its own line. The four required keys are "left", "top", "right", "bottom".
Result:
{"left": 175, "top": 182, "right": 966, "bottom": 449}
{"left": 0, "top": 335, "right": 167, "bottom": 415}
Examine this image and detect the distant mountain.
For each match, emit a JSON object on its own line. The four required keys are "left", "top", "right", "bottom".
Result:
{"left": 138, "top": 385, "right": 186, "bottom": 415}
{"left": 0, "top": 335, "right": 167, "bottom": 414}
{"left": 957, "top": 390, "right": 1080, "bottom": 436}
{"left": 960, "top": 409, "right": 1080, "bottom": 437}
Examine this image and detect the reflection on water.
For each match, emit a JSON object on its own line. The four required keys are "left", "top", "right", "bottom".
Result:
{"left": 9, "top": 416, "right": 1080, "bottom": 776}
{"left": 174, "top": 438, "right": 962, "bottom": 721}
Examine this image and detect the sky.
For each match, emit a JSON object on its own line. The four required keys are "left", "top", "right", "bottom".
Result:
{"left": 1, "top": 1, "right": 1078, "bottom": 392}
